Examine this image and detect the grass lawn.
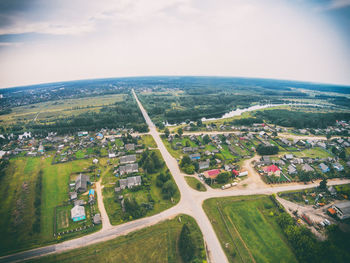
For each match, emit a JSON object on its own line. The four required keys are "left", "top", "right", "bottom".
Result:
{"left": 203, "top": 195, "right": 297, "bottom": 263}
{"left": 140, "top": 134, "right": 157, "bottom": 148}
{"left": 29, "top": 214, "right": 206, "bottom": 263}
{"left": 293, "top": 147, "right": 333, "bottom": 159}
{"left": 162, "top": 137, "right": 182, "bottom": 159}
{"left": 0, "top": 156, "right": 100, "bottom": 256}
{"left": 185, "top": 176, "right": 207, "bottom": 191}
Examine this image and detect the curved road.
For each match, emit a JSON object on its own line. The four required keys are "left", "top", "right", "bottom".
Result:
{"left": 1, "top": 90, "right": 350, "bottom": 263}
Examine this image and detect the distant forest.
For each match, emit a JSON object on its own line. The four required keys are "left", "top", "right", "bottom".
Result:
{"left": 255, "top": 110, "right": 350, "bottom": 129}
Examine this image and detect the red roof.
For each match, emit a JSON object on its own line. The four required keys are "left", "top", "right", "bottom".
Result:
{"left": 263, "top": 165, "right": 280, "bottom": 173}
{"left": 207, "top": 169, "right": 221, "bottom": 176}
{"left": 232, "top": 169, "right": 239, "bottom": 176}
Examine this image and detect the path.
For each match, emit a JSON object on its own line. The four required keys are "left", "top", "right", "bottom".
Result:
{"left": 95, "top": 179, "right": 112, "bottom": 230}
{"left": 1, "top": 91, "right": 350, "bottom": 263}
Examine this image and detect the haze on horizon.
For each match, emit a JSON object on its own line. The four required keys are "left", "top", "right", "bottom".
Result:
{"left": 0, "top": 0, "right": 350, "bottom": 89}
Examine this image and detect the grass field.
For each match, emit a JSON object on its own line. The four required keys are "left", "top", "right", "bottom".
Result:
{"left": 203, "top": 195, "right": 297, "bottom": 263}
{"left": 0, "top": 94, "right": 126, "bottom": 126}
{"left": 140, "top": 134, "right": 157, "bottom": 148}
{"left": 0, "top": 156, "right": 100, "bottom": 256}
{"left": 185, "top": 176, "right": 207, "bottom": 191}
{"left": 28, "top": 214, "right": 206, "bottom": 263}
{"left": 293, "top": 147, "right": 333, "bottom": 158}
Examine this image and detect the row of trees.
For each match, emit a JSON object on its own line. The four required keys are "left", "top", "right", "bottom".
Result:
{"left": 256, "top": 144, "right": 279, "bottom": 155}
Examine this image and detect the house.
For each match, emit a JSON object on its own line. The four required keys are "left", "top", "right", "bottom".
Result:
{"left": 280, "top": 138, "right": 291, "bottom": 146}
{"left": 93, "top": 213, "right": 101, "bottom": 224}
{"left": 71, "top": 205, "right": 86, "bottom": 222}
{"left": 331, "top": 201, "right": 350, "bottom": 220}
{"left": 199, "top": 160, "right": 210, "bottom": 170}
{"left": 109, "top": 153, "right": 116, "bottom": 158}
{"left": 263, "top": 165, "right": 281, "bottom": 176}
{"left": 120, "top": 154, "right": 137, "bottom": 164}
{"left": 38, "top": 144, "right": 44, "bottom": 153}
{"left": 288, "top": 165, "right": 297, "bottom": 175}
{"left": 125, "top": 143, "right": 135, "bottom": 151}
{"left": 92, "top": 158, "right": 99, "bottom": 164}
{"left": 70, "top": 192, "right": 78, "bottom": 201}
{"left": 189, "top": 153, "right": 201, "bottom": 160}
{"left": 88, "top": 189, "right": 95, "bottom": 204}
{"left": 302, "top": 163, "right": 314, "bottom": 172}
{"left": 183, "top": 147, "right": 193, "bottom": 153}
{"left": 333, "top": 163, "right": 344, "bottom": 172}
{"left": 75, "top": 174, "right": 90, "bottom": 193}
{"left": 328, "top": 186, "right": 337, "bottom": 196}
{"left": 0, "top": 150, "right": 7, "bottom": 159}
{"left": 119, "top": 175, "right": 142, "bottom": 189}
{"left": 285, "top": 154, "right": 293, "bottom": 160}
{"left": 78, "top": 131, "right": 88, "bottom": 137}
{"left": 119, "top": 163, "right": 139, "bottom": 175}
{"left": 319, "top": 163, "right": 330, "bottom": 173}
{"left": 74, "top": 199, "right": 85, "bottom": 206}
{"left": 96, "top": 133, "right": 104, "bottom": 140}
{"left": 203, "top": 169, "right": 222, "bottom": 179}
{"left": 18, "top": 132, "right": 31, "bottom": 140}
{"left": 261, "top": 156, "right": 271, "bottom": 165}
{"left": 204, "top": 150, "right": 211, "bottom": 156}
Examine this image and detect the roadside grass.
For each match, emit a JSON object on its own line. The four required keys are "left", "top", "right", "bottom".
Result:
{"left": 162, "top": 137, "right": 182, "bottom": 159}
{"left": 140, "top": 134, "right": 157, "bottom": 148}
{"left": 27, "top": 214, "right": 206, "bottom": 263}
{"left": 0, "top": 156, "right": 100, "bottom": 256}
{"left": 103, "top": 149, "right": 180, "bottom": 226}
{"left": 185, "top": 176, "right": 207, "bottom": 191}
{"left": 203, "top": 195, "right": 298, "bottom": 263}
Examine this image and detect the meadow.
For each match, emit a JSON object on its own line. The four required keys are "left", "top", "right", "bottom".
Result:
{"left": 203, "top": 195, "right": 298, "bottom": 263}
{"left": 0, "top": 156, "right": 100, "bottom": 256}
{"left": 27, "top": 214, "right": 206, "bottom": 263}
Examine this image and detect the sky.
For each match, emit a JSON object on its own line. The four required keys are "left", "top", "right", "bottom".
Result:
{"left": 0, "top": 0, "right": 350, "bottom": 88}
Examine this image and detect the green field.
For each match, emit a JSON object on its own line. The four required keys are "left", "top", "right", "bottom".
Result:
{"left": 0, "top": 156, "right": 100, "bottom": 256}
{"left": 203, "top": 195, "right": 298, "bottom": 263}
{"left": 28, "top": 215, "right": 206, "bottom": 263}
{"left": 185, "top": 176, "right": 207, "bottom": 191}
{"left": 140, "top": 134, "right": 157, "bottom": 148}
{"left": 0, "top": 94, "right": 125, "bottom": 126}
{"left": 293, "top": 147, "right": 333, "bottom": 158}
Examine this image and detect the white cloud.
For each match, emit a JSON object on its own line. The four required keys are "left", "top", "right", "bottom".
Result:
{"left": 0, "top": 0, "right": 349, "bottom": 87}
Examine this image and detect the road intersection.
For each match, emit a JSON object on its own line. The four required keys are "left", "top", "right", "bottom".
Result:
{"left": 1, "top": 90, "right": 349, "bottom": 263}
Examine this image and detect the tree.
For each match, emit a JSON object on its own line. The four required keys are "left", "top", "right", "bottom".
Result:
{"left": 203, "top": 134, "right": 210, "bottom": 144}
{"left": 299, "top": 171, "right": 311, "bottom": 182}
{"left": 178, "top": 128, "right": 183, "bottom": 137}
{"left": 196, "top": 182, "right": 201, "bottom": 190}
{"left": 319, "top": 178, "right": 327, "bottom": 190}
{"left": 197, "top": 119, "right": 202, "bottom": 127}
{"left": 216, "top": 172, "right": 230, "bottom": 184}
{"left": 179, "top": 224, "right": 196, "bottom": 263}
{"left": 326, "top": 133, "right": 331, "bottom": 140}
{"left": 162, "top": 181, "right": 176, "bottom": 199}
{"left": 184, "top": 165, "right": 195, "bottom": 174}
{"left": 256, "top": 144, "right": 279, "bottom": 155}
{"left": 180, "top": 155, "right": 191, "bottom": 167}
{"left": 164, "top": 127, "right": 170, "bottom": 138}
{"left": 151, "top": 151, "right": 162, "bottom": 169}
{"left": 339, "top": 150, "right": 346, "bottom": 160}
{"left": 143, "top": 156, "right": 155, "bottom": 173}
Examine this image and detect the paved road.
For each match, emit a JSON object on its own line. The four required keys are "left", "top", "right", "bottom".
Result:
{"left": 1, "top": 91, "right": 350, "bottom": 263}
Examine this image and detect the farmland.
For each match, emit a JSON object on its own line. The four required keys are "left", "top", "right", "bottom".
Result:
{"left": 0, "top": 156, "right": 101, "bottom": 256}
{"left": 203, "top": 195, "right": 298, "bottom": 263}
{"left": 27, "top": 214, "right": 206, "bottom": 263}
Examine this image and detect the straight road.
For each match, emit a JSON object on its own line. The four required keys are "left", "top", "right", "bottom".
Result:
{"left": 1, "top": 90, "right": 349, "bottom": 262}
